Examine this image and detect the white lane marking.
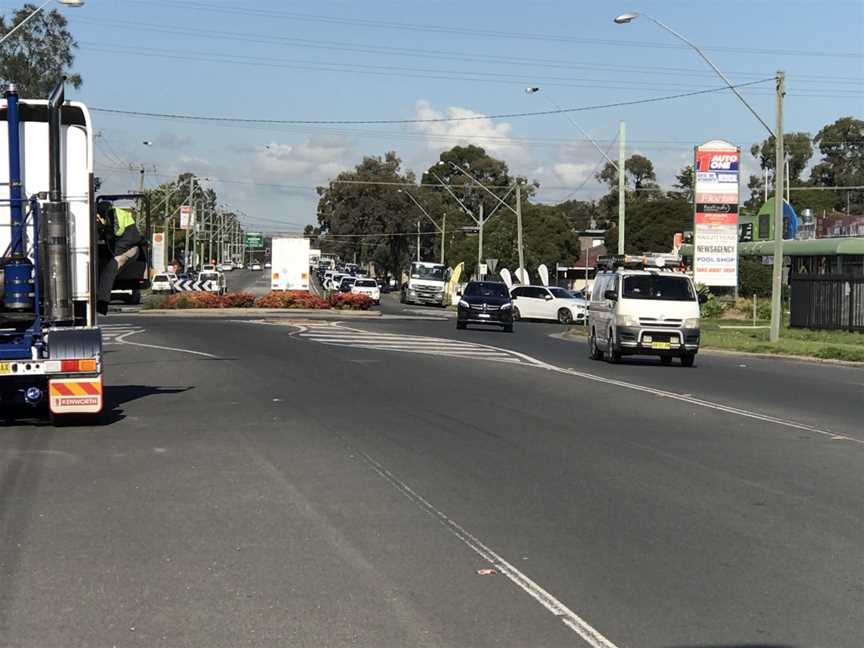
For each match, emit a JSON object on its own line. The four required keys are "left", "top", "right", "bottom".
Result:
{"left": 356, "top": 449, "right": 619, "bottom": 648}
{"left": 294, "top": 323, "right": 531, "bottom": 364}
{"left": 302, "top": 323, "right": 858, "bottom": 443}
{"left": 100, "top": 323, "right": 146, "bottom": 345}
{"left": 114, "top": 330, "right": 220, "bottom": 358}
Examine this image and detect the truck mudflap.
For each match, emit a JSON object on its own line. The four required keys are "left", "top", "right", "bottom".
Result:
{"left": 49, "top": 376, "right": 103, "bottom": 414}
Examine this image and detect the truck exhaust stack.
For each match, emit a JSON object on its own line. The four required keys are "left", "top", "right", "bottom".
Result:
{"left": 40, "top": 80, "right": 74, "bottom": 322}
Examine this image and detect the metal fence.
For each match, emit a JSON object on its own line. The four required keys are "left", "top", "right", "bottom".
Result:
{"left": 789, "top": 275, "right": 864, "bottom": 331}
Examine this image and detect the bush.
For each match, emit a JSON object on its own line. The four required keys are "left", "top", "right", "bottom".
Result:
{"left": 738, "top": 257, "right": 773, "bottom": 298}
{"left": 328, "top": 293, "right": 373, "bottom": 310}
{"left": 153, "top": 290, "right": 374, "bottom": 311}
{"left": 700, "top": 292, "right": 725, "bottom": 319}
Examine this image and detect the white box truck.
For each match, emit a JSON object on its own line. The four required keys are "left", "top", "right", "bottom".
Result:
{"left": 271, "top": 237, "right": 310, "bottom": 291}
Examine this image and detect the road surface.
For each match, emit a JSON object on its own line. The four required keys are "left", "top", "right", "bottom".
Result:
{"left": 1, "top": 310, "right": 861, "bottom": 647}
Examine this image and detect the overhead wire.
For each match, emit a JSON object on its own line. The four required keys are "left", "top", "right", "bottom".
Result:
{"left": 126, "top": 0, "right": 864, "bottom": 59}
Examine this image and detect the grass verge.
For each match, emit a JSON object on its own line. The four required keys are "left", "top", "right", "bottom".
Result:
{"left": 565, "top": 320, "right": 864, "bottom": 363}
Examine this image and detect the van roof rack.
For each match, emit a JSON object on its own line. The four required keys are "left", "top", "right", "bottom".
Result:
{"left": 597, "top": 253, "right": 683, "bottom": 271}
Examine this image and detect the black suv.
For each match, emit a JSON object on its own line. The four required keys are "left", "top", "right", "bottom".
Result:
{"left": 456, "top": 281, "right": 514, "bottom": 332}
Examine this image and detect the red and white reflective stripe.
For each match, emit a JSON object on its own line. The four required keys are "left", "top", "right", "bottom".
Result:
{"left": 49, "top": 376, "right": 103, "bottom": 414}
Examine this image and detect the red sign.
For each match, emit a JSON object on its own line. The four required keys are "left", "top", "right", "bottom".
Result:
{"left": 696, "top": 149, "right": 739, "bottom": 172}
{"left": 695, "top": 212, "right": 738, "bottom": 226}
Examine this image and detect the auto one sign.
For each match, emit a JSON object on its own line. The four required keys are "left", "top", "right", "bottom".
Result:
{"left": 693, "top": 140, "right": 740, "bottom": 287}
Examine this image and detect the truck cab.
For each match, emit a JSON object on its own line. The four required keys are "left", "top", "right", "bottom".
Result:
{"left": 401, "top": 261, "right": 449, "bottom": 306}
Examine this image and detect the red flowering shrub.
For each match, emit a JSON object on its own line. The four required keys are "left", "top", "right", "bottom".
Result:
{"left": 220, "top": 292, "right": 257, "bottom": 308}
{"left": 155, "top": 290, "right": 373, "bottom": 310}
{"left": 328, "top": 292, "right": 373, "bottom": 310}
{"left": 253, "top": 291, "right": 330, "bottom": 309}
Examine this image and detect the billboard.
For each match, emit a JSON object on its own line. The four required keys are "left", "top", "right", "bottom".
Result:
{"left": 245, "top": 231, "right": 264, "bottom": 248}
{"left": 693, "top": 141, "right": 739, "bottom": 287}
{"left": 179, "top": 205, "right": 195, "bottom": 230}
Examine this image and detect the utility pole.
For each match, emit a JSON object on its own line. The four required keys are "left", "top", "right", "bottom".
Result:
{"left": 617, "top": 120, "right": 626, "bottom": 254}
{"left": 516, "top": 182, "right": 525, "bottom": 273}
{"left": 184, "top": 176, "right": 194, "bottom": 271}
{"left": 769, "top": 71, "right": 785, "bottom": 343}
{"left": 478, "top": 203, "right": 484, "bottom": 279}
{"left": 416, "top": 221, "right": 421, "bottom": 261}
{"left": 440, "top": 213, "right": 446, "bottom": 264}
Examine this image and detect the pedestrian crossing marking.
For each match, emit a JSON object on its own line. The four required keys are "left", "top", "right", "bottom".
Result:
{"left": 294, "top": 322, "right": 529, "bottom": 364}
{"left": 99, "top": 322, "right": 145, "bottom": 345}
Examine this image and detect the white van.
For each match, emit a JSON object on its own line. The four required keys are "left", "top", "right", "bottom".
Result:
{"left": 587, "top": 255, "right": 705, "bottom": 366}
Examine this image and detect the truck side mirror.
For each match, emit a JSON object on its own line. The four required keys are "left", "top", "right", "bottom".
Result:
{"left": 604, "top": 290, "right": 618, "bottom": 301}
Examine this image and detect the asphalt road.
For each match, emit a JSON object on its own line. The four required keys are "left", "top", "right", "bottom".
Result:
{"left": 1, "top": 309, "right": 861, "bottom": 648}
{"left": 226, "top": 269, "right": 270, "bottom": 295}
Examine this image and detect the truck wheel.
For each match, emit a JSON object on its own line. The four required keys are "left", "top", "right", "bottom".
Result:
{"left": 680, "top": 352, "right": 696, "bottom": 367}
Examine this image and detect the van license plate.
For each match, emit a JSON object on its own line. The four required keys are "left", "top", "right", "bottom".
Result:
{"left": 651, "top": 342, "right": 671, "bottom": 350}
{"left": 0, "top": 362, "right": 10, "bottom": 375}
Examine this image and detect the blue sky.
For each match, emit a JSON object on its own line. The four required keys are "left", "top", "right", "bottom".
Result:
{"left": 47, "top": 0, "right": 864, "bottom": 232}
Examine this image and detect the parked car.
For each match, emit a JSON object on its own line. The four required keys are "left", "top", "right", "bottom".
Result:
{"left": 219, "top": 262, "right": 233, "bottom": 272}
{"left": 251, "top": 263, "right": 262, "bottom": 271}
{"left": 510, "top": 285, "right": 587, "bottom": 324}
{"left": 151, "top": 273, "right": 174, "bottom": 293}
{"left": 351, "top": 278, "right": 381, "bottom": 304}
{"left": 457, "top": 281, "right": 514, "bottom": 332}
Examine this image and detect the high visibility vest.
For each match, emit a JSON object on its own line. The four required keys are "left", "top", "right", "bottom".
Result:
{"left": 114, "top": 207, "right": 136, "bottom": 236}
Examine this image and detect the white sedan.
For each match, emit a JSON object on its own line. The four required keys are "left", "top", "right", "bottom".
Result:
{"left": 351, "top": 278, "right": 381, "bottom": 304}
{"left": 251, "top": 263, "right": 262, "bottom": 271}
{"left": 510, "top": 285, "right": 587, "bottom": 324}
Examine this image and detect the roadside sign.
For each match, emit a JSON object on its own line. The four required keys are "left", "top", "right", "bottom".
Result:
{"left": 693, "top": 140, "right": 739, "bottom": 287}
{"left": 479, "top": 263, "right": 488, "bottom": 276}
{"left": 245, "top": 232, "right": 264, "bottom": 248}
{"left": 179, "top": 205, "right": 194, "bottom": 230}
{"left": 486, "top": 258, "right": 498, "bottom": 273}
{"left": 151, "top": 231, "right": 165, "bottom": 273}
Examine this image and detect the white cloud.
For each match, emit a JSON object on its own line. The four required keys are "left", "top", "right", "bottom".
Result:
{"left": 551, "top": 161, "right": 596, "bottom": 186}
{"left": 252, "top": 134, "right": 355, "bottom": 187}
{"left": 413, "top": 100, "right": 530, "bottom": 163}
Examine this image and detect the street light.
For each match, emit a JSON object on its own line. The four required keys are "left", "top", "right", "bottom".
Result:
{"left": 615, "top": 11, "right": 785, "bottom": 342}
{"left": 397, "top": 189, "right": 446, "bottom": 264}
{"left": 0, "top": 0, "right": 84, "bottom": 47}
{"left": 525, "top": 86, "right": 626, "bottom": 255}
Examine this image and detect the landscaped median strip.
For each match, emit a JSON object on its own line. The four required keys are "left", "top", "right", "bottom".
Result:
{"left": 561, "top": 321, "right": 864, "bottom": 364}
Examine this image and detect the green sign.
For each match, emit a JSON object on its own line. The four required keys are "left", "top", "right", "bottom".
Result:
{"left": 245, "top": 232, "right": 264, "bottom": 248}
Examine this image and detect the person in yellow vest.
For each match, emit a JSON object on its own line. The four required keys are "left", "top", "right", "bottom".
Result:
{"left": 97, "top": 201, "right": 143, "bottom": 314}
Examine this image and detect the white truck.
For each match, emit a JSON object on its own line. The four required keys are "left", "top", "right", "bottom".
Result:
{"left": 400, "top": 261, "right": 449, "bottom": 306}
{"left": 271, "top": 237, "right": 311, "bottom": 291}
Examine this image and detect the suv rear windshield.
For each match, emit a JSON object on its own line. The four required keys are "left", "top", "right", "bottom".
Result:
{"left": 153, "top": 274, "right": 168, "bottom": 281}
{"left": 464, "top": 282, "right": 509, "bottom": 298}
{"left": 355, "top": 279, "right": 376, "bottom": 287}
{"left": 623, "top": 275, "right": 695, "bottom": 301}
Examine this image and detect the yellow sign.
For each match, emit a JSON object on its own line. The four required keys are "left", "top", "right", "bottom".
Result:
{"left": 0, "top": 362, "right": 10, "bottom": 375}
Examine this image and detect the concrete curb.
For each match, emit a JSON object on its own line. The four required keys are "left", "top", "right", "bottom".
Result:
{"left": 136, "top": 308, "right": 382, "bottom": 318}
{"left": 551, "top": 330, "right": 864, "bottom": 368}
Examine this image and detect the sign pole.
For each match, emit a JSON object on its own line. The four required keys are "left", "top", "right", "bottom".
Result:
{"left": 769, "top": 71, "right": 785, "bottom": 343}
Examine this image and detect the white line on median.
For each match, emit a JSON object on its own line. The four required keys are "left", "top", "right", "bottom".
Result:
{"left": 114, "top": 330, "right": 220, "bottom": 358}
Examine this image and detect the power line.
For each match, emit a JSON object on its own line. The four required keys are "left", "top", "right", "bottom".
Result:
{"left": 128, "top": 0, "right": 864, "bottom": 59}
{"left": 91, "top": 78, "right": 774, "bottom": 126}
{"left": 71, "top": 17, "right": 864, "bottom": 85}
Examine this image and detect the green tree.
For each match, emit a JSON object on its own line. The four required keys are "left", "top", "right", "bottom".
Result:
{"left": 316, "top": 152, "right": 415, "bottom": 280}
{"left": 557, "top": 199, "right": 602, "bottom": 230}
{"left": 0, "top": 3, "right": 81, "bottom": 97}
{"left": 810, "top": 116, "right": 864, "bottom": 211}
{"left": 750, "top": 132, "right": 813, "bottom": 183}
{"left": 603, "top": 197, "right": 691, "bottom": 254}
{"left": 596, "top": 154, "right": 657, "bottom": 191}
{"left": 672, "top": 165, "right": 694, "bottom": 203}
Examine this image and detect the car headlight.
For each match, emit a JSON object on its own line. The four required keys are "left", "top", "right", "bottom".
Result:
{"left": 500, "top": 303, "right": 512, "bottom": 310}
{"left": 684, "top": 317, "right": 700, "bottom": 328}
{"left": 458, "top": 299, "right": 470, "bottom": 308}
{"left": 616, "top": 313, "right": 639, "bottom": 327}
